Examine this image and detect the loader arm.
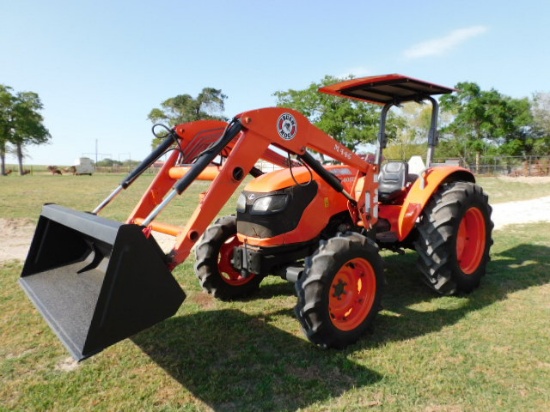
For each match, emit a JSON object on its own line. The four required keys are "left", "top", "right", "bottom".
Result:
{"left": 126, "top": 120, "right": 300, "bottom": 234}
{"left": 142, "top": 107, "right": 376, "bottom": 267}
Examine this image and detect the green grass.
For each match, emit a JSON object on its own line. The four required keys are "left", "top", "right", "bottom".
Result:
{"left": 0, "top": 173, "right": 240, "bottom": 224}
{"left": 1, "top": 174, "right": 549, "bottom": 411}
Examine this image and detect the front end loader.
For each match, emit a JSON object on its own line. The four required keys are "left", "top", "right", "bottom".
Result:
{"left": 20, "top": 74, "right": 493, "bottom": 360}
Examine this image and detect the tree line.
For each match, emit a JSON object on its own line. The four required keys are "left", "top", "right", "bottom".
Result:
{"left": 273, "top": 76, "right": 550, "bottom": 163}
{"left": 148, "top": 77, "right": 550, "bottom": 165}
{"left": 2, "top": 77, "right": 549, "bottom": 176}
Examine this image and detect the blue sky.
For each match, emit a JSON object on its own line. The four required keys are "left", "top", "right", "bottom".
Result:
{"left": 2, "top": 0, "right": 549, "bottom": 165}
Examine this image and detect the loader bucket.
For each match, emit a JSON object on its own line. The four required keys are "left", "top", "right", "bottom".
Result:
{"left": 20, "top": 203, "right": 186, "bottom": 361}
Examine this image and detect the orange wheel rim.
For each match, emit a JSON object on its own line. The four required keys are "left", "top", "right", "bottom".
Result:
{"left": 218, "top": 236, "right": 253, "bottom": 285}
{"left": 328, "top": 257, "right": 377, "bottom": 331}
{"left": 456, "top": 207, "right": 486, "bottom": 274}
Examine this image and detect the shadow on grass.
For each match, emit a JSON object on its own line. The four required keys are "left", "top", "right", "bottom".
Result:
{"left": 132, "top": 309, "right": 381, "bottom": 411}
{"left": 131, "top": 242, "right": 549, "bottom": 411}
{"left": 359, "top": 242, "right": 550, "bottom": 347}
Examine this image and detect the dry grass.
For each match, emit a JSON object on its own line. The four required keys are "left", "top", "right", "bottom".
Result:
{"left": 477, "top": 175, "right": 550, "bottom": 203}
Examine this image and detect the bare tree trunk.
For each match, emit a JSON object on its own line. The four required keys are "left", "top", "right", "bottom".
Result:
{"left": 0, "top": 142, "right": 5, "bottom": 175}
{"left": 16, "top": 142, "right": 24, "bottom": 175}
{"left": 0, "top": 153, "right": 5, "bottom": 175}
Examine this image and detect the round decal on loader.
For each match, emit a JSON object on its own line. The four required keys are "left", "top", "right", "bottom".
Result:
{"left": 277, "top": 113, "right": 298, "bottom": 140}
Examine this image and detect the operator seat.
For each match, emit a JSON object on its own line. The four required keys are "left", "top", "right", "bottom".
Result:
{"left": 378, "top": 161, "right": 409, "bottom": 203}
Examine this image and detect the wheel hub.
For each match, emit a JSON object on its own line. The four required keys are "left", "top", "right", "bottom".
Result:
{"left": 332, "top": 279, "right": 348, "bottom": 300}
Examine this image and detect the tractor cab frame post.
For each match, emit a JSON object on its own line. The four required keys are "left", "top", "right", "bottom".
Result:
{"left": 374, "top": 95, "right": 441, "bottom": 170}
{"left": 425, "top": 96, "right": 440, "bottom": 167}
{"left": 375, "top": 103, "right": 392, "bottom": 167}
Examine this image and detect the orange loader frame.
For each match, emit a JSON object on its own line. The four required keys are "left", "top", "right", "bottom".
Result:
{"left": 123, "top": 108, "right": 379, "bottom": 269}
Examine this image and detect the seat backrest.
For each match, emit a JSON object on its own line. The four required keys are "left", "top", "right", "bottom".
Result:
{"left": 378, "top": 161, "right": 408, "bottom": 201}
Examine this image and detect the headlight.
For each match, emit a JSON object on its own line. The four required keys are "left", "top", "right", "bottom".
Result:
{"left": 236, "top": 193, "right": 247, "bottom": 213}
{"left": 251, "top": 194, "right": 289, "bottom": 214}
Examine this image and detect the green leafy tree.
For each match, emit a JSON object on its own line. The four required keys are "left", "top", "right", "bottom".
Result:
{"left": 496, "top": 97, "right": 535, "bottom": 156}
{"left": 274, "top": 75, "right": 401, "bottom": 152}
{"left": 440, "top": 82, "right": 535, "bottom": 167}
{"left": 0, "top": 86, "right": 50, "bottom": 175}
{"left": 0, "top": 85, "right": 15, "bottom": 175}
{"left": 532, "top": 92, "right": 550, "bottom": 134}
{"left": 11, "top": 92, "right": 51, "bottom": 175}
{"left": 148, "top": 87, "right": 227, "bottom": 148}
{"left": 530, "top": 92, "right": 550, "bottom": 155}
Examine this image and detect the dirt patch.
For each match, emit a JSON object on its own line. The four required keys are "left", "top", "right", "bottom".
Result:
{"left": 1, "top": 196, "right": 549, "bottom": 264}
{"left": 55, "top": 356, "right": 80, "bottom": 372}
{"left": 494, "top": 176, "right": 550, "bottom": 184}
{"left": 492, "top": 195, "right": 550, "bottom": 230}
{"left": 0, "top": 218, "right": 35, "bottom": 263}
{"left": 0, "top": 218, "right": 176, "bottom": 264}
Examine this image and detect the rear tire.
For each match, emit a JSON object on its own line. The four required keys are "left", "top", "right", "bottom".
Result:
{"left": 295, "top": 233, "right": 384, "bottom": 349}
{"left": 195, "top": 216, "right": 262, "bottom": 300}
{"left": 414, "top": 181, "right": 493, "bottom": 295}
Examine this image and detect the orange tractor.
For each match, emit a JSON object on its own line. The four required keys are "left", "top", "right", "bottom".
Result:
{"left": 20, "top": 74, "right": 493, "bottom": 360}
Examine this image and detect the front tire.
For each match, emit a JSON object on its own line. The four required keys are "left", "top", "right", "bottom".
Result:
{"left": 295, "top": 233, "right": 384, "bottom": 349}
{"left": 195, "top": 216, "right": 262, "bottom": 300}
{"left": 414, "top": 181, "right": 493, "bottom": 295}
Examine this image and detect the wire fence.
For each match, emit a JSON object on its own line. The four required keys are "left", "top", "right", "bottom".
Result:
{"left": 5, "top": 155, "right": 550, "bottom": 177}
{"left": 432, "top": 155, "right": 550, "bottom": 177}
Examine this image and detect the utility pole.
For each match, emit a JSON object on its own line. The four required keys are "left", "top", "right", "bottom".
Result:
{"left": 82, "top": 140, "right": 110, "bottom": 165}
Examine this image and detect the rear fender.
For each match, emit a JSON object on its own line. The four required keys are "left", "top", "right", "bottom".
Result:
{"left": 398, "top": 167, "right": 474, "bottom": 241}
